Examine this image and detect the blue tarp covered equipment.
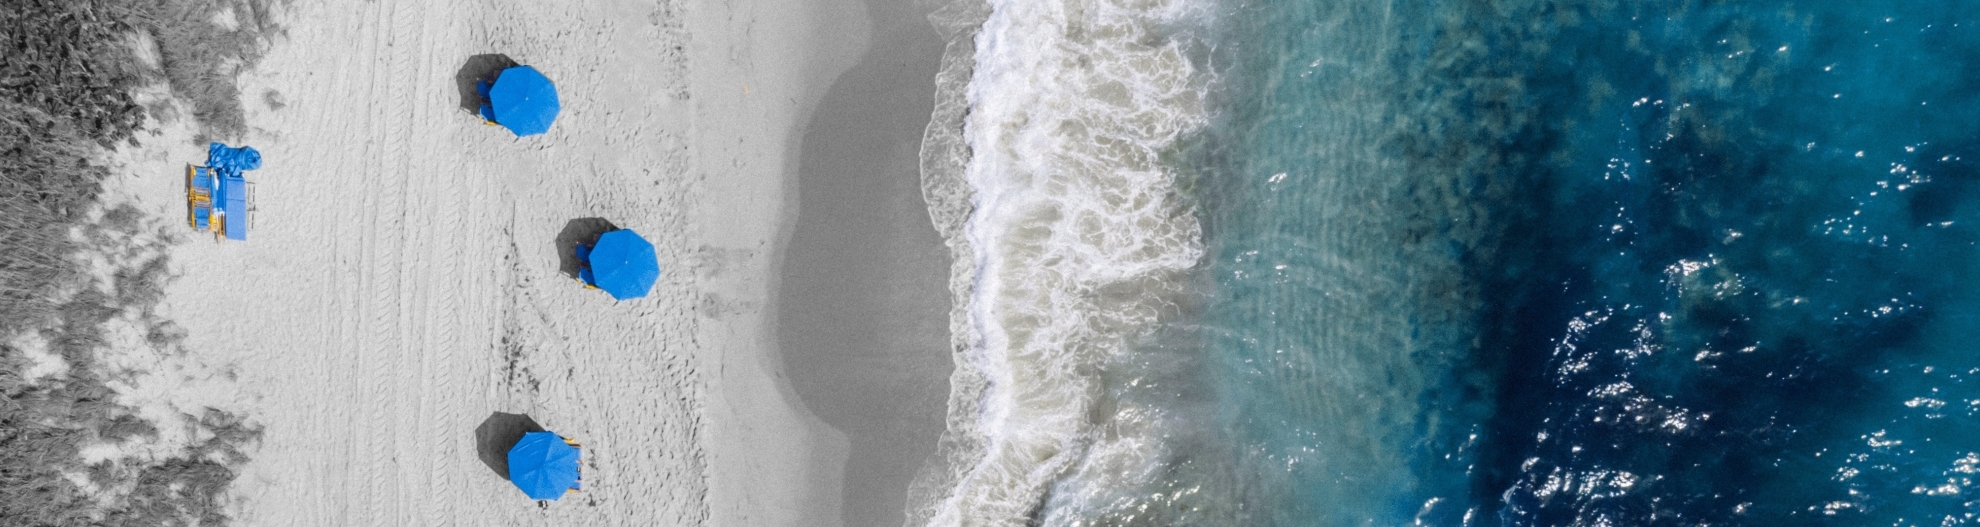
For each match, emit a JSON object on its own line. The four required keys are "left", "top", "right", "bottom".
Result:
{"left": 206, "top": 142, "right": 260, "bottom": 178}
{"left": 196, "top": 143, "right": 258, "bottom": 240}
{"left": 584, "top": 229, "right": 659, "bottom": 301}
{"left": 506, "top": 431, "right": 580, "bottom": 500}
{"left": 482, "top": 66, "right": 561, "bottom": 136}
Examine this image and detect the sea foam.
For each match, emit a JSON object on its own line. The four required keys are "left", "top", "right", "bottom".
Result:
{"left": 917, "top": 0, "right": 1214, "bottom": 524}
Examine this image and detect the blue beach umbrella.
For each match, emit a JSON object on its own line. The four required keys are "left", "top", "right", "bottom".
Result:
{"left": 506, "top": 431, "right": 580, "bottom": 500}
{"left": 588, "top": 229, "right": 660, "bottom": 301}
{"left": 485, "top": 66, "right": 561, "bottom": 136}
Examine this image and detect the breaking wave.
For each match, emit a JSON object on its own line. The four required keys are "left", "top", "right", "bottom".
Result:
{"left": 913, "top": 0, "right": 1215, "bottom": 524}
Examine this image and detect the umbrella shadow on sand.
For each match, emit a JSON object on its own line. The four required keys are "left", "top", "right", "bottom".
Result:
{"left": 474, "top": 412, "right": 544, "bottom": 479}
{"left": 455, "top": 54, "right": 519, "bottom": 114}
{"left": 556, "top": 217, "right": 619, "bottom": 280}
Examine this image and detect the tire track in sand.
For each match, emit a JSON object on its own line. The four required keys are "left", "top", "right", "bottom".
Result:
{"left": 356, "top": 0, "right": 416, "bottom": 523}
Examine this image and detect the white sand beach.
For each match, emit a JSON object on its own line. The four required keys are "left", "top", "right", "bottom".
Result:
{"left": 96, "top": 0, "right": 950, "bottom": 525}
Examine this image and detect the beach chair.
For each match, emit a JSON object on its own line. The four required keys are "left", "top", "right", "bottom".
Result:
{"left": 563, "top": 437, "right": 584, "bottom": 492}
{"left": 189, "top": 201, "right": 212, "bottom": 232}
{"left": 187, "top": 165, "right": 214, "bottom": 197}
{"left": 574, "top": 244, "right": 602, "bottom": 289}
{"left": 476, "top": 80, "right": 500, "bottom": 125}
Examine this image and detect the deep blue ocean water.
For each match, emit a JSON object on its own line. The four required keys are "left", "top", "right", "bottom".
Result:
{"left": 929, "top": 1, "right": 1980, "bottom": 525}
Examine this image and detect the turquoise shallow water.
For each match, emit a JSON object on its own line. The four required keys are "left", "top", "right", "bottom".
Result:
{"left": 929, "top": 1, "right": 1980, "bottom": 525}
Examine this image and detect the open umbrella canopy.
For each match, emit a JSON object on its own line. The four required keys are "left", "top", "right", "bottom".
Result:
{"left": 589, "top": 229, "right": 660, "bottom": 301}
{"left": 506, "top": 431, "right": 580, "bottom": 500}
{"left": 486, "top": 66, "right": 560, "bottom": 136}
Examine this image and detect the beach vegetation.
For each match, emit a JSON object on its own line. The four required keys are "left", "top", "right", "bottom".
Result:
{"left": 2, "top": 0, "right": 279, "bottom": 525}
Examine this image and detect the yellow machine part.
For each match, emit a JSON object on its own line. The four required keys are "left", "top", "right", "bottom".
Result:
{"left": 185, "top": 165, "right": 214, "bottom": 232}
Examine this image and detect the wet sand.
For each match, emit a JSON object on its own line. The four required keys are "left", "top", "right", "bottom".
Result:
{"left": 774, "top": 0, "right": 954, "bottom": 524}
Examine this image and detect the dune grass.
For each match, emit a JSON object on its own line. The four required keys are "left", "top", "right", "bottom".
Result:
{"left": 136, "top": 0, "right": 283, "bottom": 141}
{"left": 2, "top": 0, "right": 279, "bottom": 525}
